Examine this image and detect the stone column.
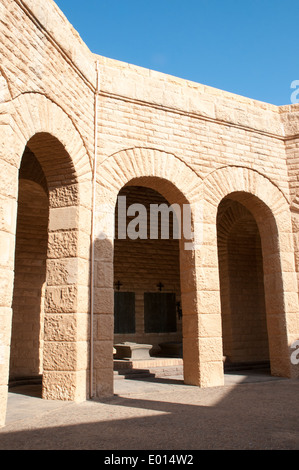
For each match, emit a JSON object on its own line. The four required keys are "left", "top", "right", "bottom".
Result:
{"left": 42, "top": 204, "right": 91, "bottom": 402}
{"left": 92, "top": 203, "right": 115, "bottom": 398}
{"left": 181, "top": 200, "right": 224, "bottom": 388}
{"left": 0, "top": 164, "right": 18, "bottom": 426}
{"left": 195, "top": 217, "right": 224, "bottom": 388}
{"left": 259, "top": 212, "right": 299, "bottom": 379}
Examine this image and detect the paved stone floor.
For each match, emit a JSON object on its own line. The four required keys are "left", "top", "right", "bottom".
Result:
{"left": 1, "top": 370, "right": 299, "bottom": 450}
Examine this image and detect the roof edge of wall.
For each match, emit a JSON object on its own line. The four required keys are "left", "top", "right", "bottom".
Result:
{"left": 94, "top": 54, "right": 287, "bottom": 138}
{"left": 19, "top": 0, "right": 299, "bottom": 140}
{"left": 18, "top": 0, "right": 97, "bottom": 89}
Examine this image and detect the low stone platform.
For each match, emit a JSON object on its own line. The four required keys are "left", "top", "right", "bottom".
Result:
{"left": 114, "top": 357, "right": 184, "bottom": 380}
{"left": 114, "top": 357, "right": 183, "bottom": 370}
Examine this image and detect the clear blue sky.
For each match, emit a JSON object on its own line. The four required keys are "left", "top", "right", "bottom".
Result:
{"left": 55, "top": 0, "right": 299, "bottom": 106}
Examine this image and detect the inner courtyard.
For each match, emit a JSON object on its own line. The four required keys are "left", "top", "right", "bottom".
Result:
{"left": 0, "top": 0, "right": 299, "bottom": 428}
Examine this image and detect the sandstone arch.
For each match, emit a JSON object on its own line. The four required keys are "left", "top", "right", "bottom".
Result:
{"left": 10, "top": 92, "right": 92, "bottom": 181}
{"left": 98, "top": 147, "right": 202, "bottom": 207}
{"left": 92, "top": 147, "right": 205, "bottom": 396}
{"left": 0, "top": 93, "right": 93, "bottom": 426}
{"left": 201, "top": 165, "right": 299, "bottom": 379}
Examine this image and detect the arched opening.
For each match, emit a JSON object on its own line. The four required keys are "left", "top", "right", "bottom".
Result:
{"left": 217, "top": 198, "right": 270, "bottom": 371}
{"left": 113, "top": 185, "right": 183, "bottom": 381}
{"left": 9, "top": 132, "right": 84, "bottom": 400}
{"left": 10, "top": 147, "right": 49, "bottom": 389}
{"left": 93, "top": 147, "right": 222, "bottom": 395}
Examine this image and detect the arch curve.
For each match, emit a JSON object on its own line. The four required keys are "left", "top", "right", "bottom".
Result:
{"left": 203, "top": 165, "right": 290, "bottom": 215}
{"left": 98, "top": 147, "right": 202, "bottom": 206}
{"left": 11, "top": 92, "right": 92, "bottom": 183}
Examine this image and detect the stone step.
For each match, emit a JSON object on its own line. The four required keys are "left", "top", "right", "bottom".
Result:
{"left": 114, "top": 364, "right": 184, "bottom": 380}
{"left": 148, "top": 365, "right": 183, "bottom": 378}
{"left": 114, "top": 361, "right": 270, "bottom": 381}
{"left": 224, "top": 361, "right": 270, "bottom": 372}
{"left": 114, "top": 369, "right": 156, "bottom": 380}
{"left": 9, "top": 375, "right": 43, "bottom": 388}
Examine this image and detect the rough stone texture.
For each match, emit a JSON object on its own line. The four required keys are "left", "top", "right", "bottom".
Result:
{"left": 0, "top": 0, "right": 299, "bottom": 428}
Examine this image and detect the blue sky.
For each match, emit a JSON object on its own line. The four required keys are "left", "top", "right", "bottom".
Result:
{"left": 55, "top": 0, "right": 299, "bottom": 106}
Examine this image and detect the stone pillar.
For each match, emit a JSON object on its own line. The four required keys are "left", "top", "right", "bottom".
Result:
{"left": 92, "top": 203, "right": 115, "bottom": 398}
{"left": 0, "top": 168, "right": 18, "bottom": 426}
{"left": 260, "top": 213, "right": 299, "bottom": 379}
{"left": 42, "top": 205, "right": 91, "bottom": 402}
{"left": 180, "top": 244, "right": 200, "bottom": 386}
{"left": 180, "top": 201, "right": 224, "bottom": 388}
{"left": 0, "top": 97, "right": 19, "bottom": 423}
{"left": 195, "top": 221, "right": 224, "bottom": 388}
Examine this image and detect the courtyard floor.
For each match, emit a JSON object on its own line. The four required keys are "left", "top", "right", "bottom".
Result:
{"left": 0, "top": 369, "right": 299, "bottom": 450}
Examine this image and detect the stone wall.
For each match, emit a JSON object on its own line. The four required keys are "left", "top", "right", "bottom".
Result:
{"left": 0, "top": 0, "right": 96, "bottom": 158}
{"left": 95, "top": 55, "right": 289, "bottom": 198}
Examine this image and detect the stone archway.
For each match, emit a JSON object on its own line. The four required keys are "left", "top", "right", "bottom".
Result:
{"left": 92, "top": 147, "right": 206, "bottom": 397}
{"left": 203, "top": 166, "right": 299, "bottom": 379}
{"left": 0, "top": 93, "right": 93, "bottom": 426}
{"left": 10, "top": 131, "right": 91, "bottom": 402}
{"left": 113, "top": 184, "right": 182, "bottom": 352}
{"left": 10, "top": 177, "right": 48, "bottom": 383}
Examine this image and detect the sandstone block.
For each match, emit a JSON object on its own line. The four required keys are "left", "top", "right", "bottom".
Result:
{"left": 199, "top": 361, "right": 224, "bottom": 388}
{"left": 96, "top": 314, "right": 114, "bottom": 341}
{"left": 48, "top": 206, "right": 79, "bottom": 232}
{"left": 0, "top": 268, "right": 14, "bottom": 308}
{"left": 0, "top": 385, "right": 8, "bottom": 427}
{"left": 42, "top": 370, "right": 88, "bottom": 402}
{"left": 0, "top": 196, "right": 17, "bottom": 234}
{"left": 95, "top": 368, "right": 114, "bottom": 398}
{"left": 43, "top": 340, "right": 88, "bottom": 371}
{"left": 93, "top": 340, "right": 114, "bottom": 369}
{"left": 94, "top": 287, "right": 114, "bottom": 314}
{"left": 44, "top": 285, "right": 78, "bottom": 313}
